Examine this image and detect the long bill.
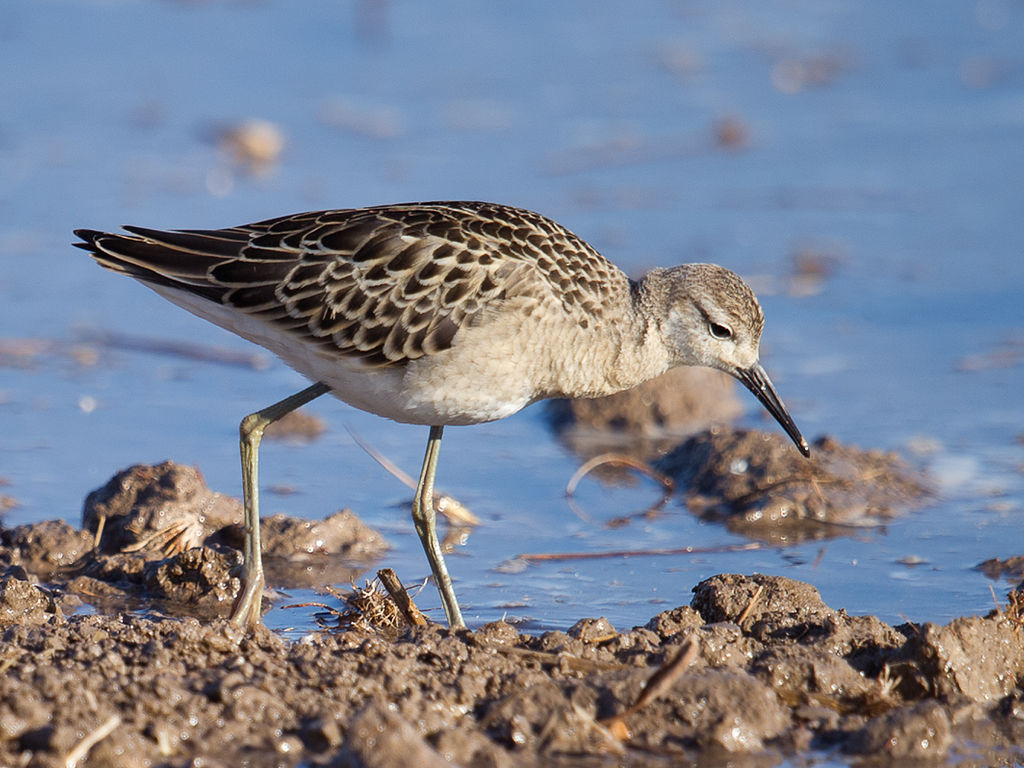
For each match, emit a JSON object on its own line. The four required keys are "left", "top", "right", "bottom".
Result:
{"left": 734, "top": 363, "right": 810, "bottom": 457}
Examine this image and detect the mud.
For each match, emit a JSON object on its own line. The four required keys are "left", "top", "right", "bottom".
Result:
{"left": 977, "top": 556, "right": 1024, "bottom": 583}
{"left": 1, "top": 568, "right": 1022, "bottom": 767}
{"left": 658, "top": 430, "right": 930, "bottom": 542}
{"left": 548, "top": 367, "right": 742, "bottom": 459}
{"left": 1, "top": 462, "right": 387, "bottom": 621}
{"left": 550, "top": 370, "right": 929, "bottom": 546}
{"left": 1, "top": 461, "right": 1019, "bottom": 767}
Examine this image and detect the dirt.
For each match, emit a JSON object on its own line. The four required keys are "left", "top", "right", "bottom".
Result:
{"left": 2, "top": 462, "right": 387, "bottom": 622}
{"left": 658, "top": 430, "right": 930, "bottom": 542}
{"left": 548, "top": 367, "right": 742, "bottom": 460}
{"left": 977, "top": 556, "right": 1024, "bottom": 583}
{"left": 1, "top": 460, "right": 1020, "bottom": 767}
{"left": 549, "top": 370, "right": 929, "bottom": 547}
{"left": 264, "top": 410, "right": 327, "bottom": 443}
{"left": 1, "top": 566, "right": 1022, "bottom": 768}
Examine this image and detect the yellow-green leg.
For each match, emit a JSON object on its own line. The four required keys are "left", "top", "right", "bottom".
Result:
{"left": 230, "top": 381, "right": 331, "bottom": 627}
{"left": 412, "top": 425, "right": 466, "bottom": 629}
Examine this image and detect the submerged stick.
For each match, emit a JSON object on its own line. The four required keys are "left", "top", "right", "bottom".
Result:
{"left": 517, "top": 540, "right": 767, "bottom": 562}
{"left": 79, "top": 329, "right": 270, "bottom": 369}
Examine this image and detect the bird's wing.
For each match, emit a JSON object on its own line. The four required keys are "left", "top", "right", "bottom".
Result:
{"left": 75, "top": 202, "right": 627, "bottom": 367}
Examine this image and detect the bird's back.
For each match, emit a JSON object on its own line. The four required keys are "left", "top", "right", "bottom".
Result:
{"left": 75, "top": 202, "right": 633, "bottom": 371}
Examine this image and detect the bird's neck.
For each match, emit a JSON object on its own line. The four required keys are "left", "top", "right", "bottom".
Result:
{"left": 552, "top": 278, "right": 671, "bottom": 398}
{"left": 605, "top": 276, "right": 675, "bottom": 390}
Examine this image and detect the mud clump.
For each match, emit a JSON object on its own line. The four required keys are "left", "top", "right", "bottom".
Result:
{"left": 264, "top": 408, "right": 326, "bottom": 442}
{"left": 5, "top": 461, "right": 387, "bottom": 620}
{"left": 0, "top": 570, "right": 1021, "bottom": 767}
{"left": 549, "top": 367, "right": 742, "bottom": 459}
{"left": 2, "top": 519, "right": 93, "bottom": 578}
{"left": 552, "top": 384, "right": 929, "bottom": 543}
{"left": 659, "top": 430, "right": 930, "bottom": 541}
{"left": 843, "top": 699, "right": 954, "bottom": 760}
{"left": 83, "top": 461, "right": 242, "bottom": 555}
{"left": 260, "top": 510, "right": 388, "bottom": 589}
{"left": 0, "top": 566, "right": 64, "bottom": 625}
{"left": 976, "top": 555, "right": 1024, "bottom": 583}
{"left": 1, "top": 465, "right": 1020, "bottom": 766}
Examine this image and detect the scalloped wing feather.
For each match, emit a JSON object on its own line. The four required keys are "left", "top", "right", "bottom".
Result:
{"left": 74, "top": 202, "right": 629, "bottom": 368}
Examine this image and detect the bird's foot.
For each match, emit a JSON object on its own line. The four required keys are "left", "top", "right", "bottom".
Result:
{"left": 228, "top": 573, "right": 265, "bottom": 628}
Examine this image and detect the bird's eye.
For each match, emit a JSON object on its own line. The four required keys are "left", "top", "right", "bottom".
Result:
{"left": 709, "top": 322, "right": 732, "bottom": 340}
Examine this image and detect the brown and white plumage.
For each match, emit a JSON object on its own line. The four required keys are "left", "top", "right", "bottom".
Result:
{"left": 75, "top": 201, "right": 807, "bottom": 629}
{"left": 77, "top": 202, "right": 649, "bottom": 425}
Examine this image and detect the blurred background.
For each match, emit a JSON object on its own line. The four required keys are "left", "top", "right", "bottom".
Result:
{"left": 1, "top": 0, "right": 1022, "bottom": 631}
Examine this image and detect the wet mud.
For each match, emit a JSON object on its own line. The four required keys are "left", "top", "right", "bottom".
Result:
{"left": 659, "top": 430, "right": 930, "bottom": 542}
{"left": 1, "top": 462, "right": 387, "bottom": 622}
{"left": 549, "top": 367, "right": 742, "bottom": 459}
{"left": 1, "top": 566, "right": 1022, "bottom": 767}
{"left": 551, "top": 367, "right": 929, "bottom": 543}
{"left": 0, "top": 451, "right": 1018, "bottom": 767}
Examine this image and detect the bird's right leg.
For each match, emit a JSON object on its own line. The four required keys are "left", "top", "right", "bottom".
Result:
{"left": 230, "top": 381, "right": 331, "bottom": 628}
{"left": 411, "top": 425, "right": 466, "bottom": 629}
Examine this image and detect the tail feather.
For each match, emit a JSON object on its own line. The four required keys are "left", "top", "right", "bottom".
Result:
{"left": 122, "top": 226, "right": 248, "bottom": 258}
{"left": 74, "top": 228, "right": 227, "bottom": 301}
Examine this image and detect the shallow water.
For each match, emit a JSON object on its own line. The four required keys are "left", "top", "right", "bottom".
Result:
{"left": 1, "top": 0, "right": 1022, "bottom": 638}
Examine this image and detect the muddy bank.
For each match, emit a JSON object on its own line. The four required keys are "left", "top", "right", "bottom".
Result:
{"left": 549, "top": 367, "right": 742, "bottom": 460}
{"left": 550, "top": 367, "right": 930, "bottom": 545}
{"left": 658, "top": 429, "right": 930, "bottom": 542}
{"left": 1, "top": 571, "right": 1022, "bottom": 767}
{"left": 0, "top": 454, "right": 1011, "bottom": 767}
{"left": 0, "top": 462, "right": 388, "bottom": 621}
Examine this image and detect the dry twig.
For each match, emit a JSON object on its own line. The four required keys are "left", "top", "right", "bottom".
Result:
{"left": 736, "top": 584, "right": 764, "bottom": 626}
{"left": 377, "top": 568, "right": 428, "bottom": 627}
{"left": 598, "top": 637, "right": 700, "bottom": 738}
{"left": 62, "top": 714, "right": 121, "bottom": 768}
{"left": 346, "top": 426, "right": 479, "bottom": 525}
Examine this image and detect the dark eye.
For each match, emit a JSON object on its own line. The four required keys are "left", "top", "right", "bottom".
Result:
{"left": 709, "top": 322, "right": 732, "bottom": 340}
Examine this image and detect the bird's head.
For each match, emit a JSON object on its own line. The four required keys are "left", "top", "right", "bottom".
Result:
{"left": 651, "top": 264, "right": 810, "bottom": 457}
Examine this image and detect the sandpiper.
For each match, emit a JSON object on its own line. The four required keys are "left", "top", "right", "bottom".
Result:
{"left": 75, "top": 201, "right": 809, "bottom": 629}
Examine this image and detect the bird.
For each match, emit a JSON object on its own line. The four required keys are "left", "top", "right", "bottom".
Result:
{"left": 74, "top": 201, "right": 809, "bottom": 630}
